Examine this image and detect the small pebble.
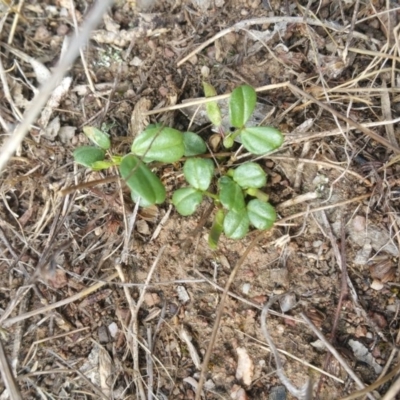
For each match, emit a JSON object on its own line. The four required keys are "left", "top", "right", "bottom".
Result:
{"left": 242, "top": 283, "right": 251, "bottom": 295}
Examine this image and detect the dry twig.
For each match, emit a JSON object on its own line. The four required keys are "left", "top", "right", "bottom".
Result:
{"left": 0, "top": 0, "right": 113, "bottom": 173}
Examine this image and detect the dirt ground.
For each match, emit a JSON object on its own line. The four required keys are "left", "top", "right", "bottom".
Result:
{"left": 0, "top": 0, "right": 400, "bottom": 399}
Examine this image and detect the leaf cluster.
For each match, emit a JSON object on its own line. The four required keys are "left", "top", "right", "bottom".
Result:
{"left": 72, "top": 85, "right": 284, "bottom": 247}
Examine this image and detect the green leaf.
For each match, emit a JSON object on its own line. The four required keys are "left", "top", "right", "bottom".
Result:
{"left": 172, "top": 187, "right": 203, "bottom": 216}
{"left": 229, "top": 85, "right": 257, "bottom": 128}
{"left": 232, "top": 162, "right": 266, "bottom": 189}
{"left": 131, "top": 124, "right": 184, "bottom": 163}
{"left": 83, "top": 126, "right": 111, "bottom": 150}
{"left": 203, "top": 82, "right": 222, "bottom": 127}
{"left": 73, "top": 146, "right": 105, "bottom": 168}
{"left": 183, "top": 158, "right": 214, "bottom": 191}
{"left": 90, "top": 160, "right": 115, "bottom": 171}
{"left": 219, "top": 176, "right": 245, "bottom": 212}
{"left": 203, "top": 81, "right": 217, "bottom": 97}
{"left": 111, "top": 155, "right": 123, "bottom": 165}
{"left": 120, "top": 154, "right": 166, "bottom": 205}
{"left": 131, "top": 190, "right": 155, "bottom": 208}
{"left": 223, "top": 135, "right": 234, "bottom": 149}
{"left": 208, "top": 209, "right": 225, "bottom": 249}
{"left": 223, "top": 209, "right": 249, "bottom": 239}
{"left": 183, "top": 132, "right": 207, "bottom": 156}
{"left": 247, "top": 199, "right": 276, "bottom": 230}
{"left": 240, "top": 126, "right": 284, "bottom": 155}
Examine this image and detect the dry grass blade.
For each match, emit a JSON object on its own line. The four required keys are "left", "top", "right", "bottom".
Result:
{"left": 239, "top": 330, "right": 344, "bottom": 383}
{"left": 194, "top": 232, "right": 266, "bottom": 400}
{"left": 0, "top": 337, "right": 22, "bottom": 400}
{"left": 0, "top": 0, "right": 113, "bottom": 173}
{"left": 277, "top": 194, "right": 372, "bottom": 225}
{"left": 261, "top": 297, "right": 311, "bottom": 399}
{"left": 143, "top": 82, "right": 289, "bottom": 115}
{"left": 1, "top": 272, "right": 119, "bottom": 328}
{"left": 287, "top": 83, "right": 400, "bottom": 154}
{"left": 339, "top": 363, "right": 400, "bottom": 400}
{"left": 177, "top": 16, "right": 376, "bottom": 67}
{"left": 300, "top": 312, "right": 375, "bottom": 400}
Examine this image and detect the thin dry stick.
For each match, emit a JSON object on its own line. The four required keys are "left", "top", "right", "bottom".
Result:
{"left": 133, "top": 246, "right": 166, "bottom": 400}
{"left": 301, "top": 312, "right": 375, "bottom": 400}
{"left": 23, "top": 327, "right": 90, "bottom": 367}
{"left": 143, "top": 82, "right": 289, "bottom": 116}
{"left": 1, "top": 272, "right": 119, "bottom": 328}
{"left": 381, "top": 78, "right": 398, "bottom": 148}
{"left": 342, "top": 0, "right": 360, "bottom": 61}
{"left": 339, "top": 362, "right": 400, "bottom": 400}
{"left": 194, "top": 232, "right": 266, "bottom": 400}
{"left": 7, "top": 0, "right": 24, "bottom": 45}
{"left": 261, "top": 297, "right": 311, "bottom": 399}
{"left": 282, "top": 116, "right": 400, "bottom": 147}
{"left": 266, "top": 156, "right": 371, "bottom": 186}
{"left": 115, "top": 264, "right": 145, "bottom": 400}
{"left": 315, "top": 212, "right": 350, "bottom": 397}
{"left": 47, "top": 349, "right": 108, "bottom": 400}
{"left": 0, "top": 337, "right": 22, "bottom": 400}
{"left": 69, "top": 0, "right": 100, "bottom": 106}
{"left": 177, "top": 16, "right": 377, "bottom": 67}
{"left": 277, "top": 193, "right": 371, "bottom": 225}
{"left": 239, "top": 330, "right": 344, "bottom": 383}
{"left": 0, "top": 15, "right": 23, "bottom": 122}
{"left": 376, "top": 316, "right": 400, "bottom": 381}
{"left": 287, "top": 83, "right": 400, "bottom": 154}
{"left": 193, "top": 269, "right": 302, "bottom": 322}
{"left": 0, "top": 0, "right": 113, "bottom": 173}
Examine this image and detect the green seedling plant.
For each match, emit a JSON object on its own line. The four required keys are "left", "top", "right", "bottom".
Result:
{"left": 73, "top": 84, "right": 284, "bottom": 248}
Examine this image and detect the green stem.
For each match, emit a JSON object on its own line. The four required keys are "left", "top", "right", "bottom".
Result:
{"left": 246, "top": 188, "right": 269, "bottom": 202}
{"left": 208, "top": 208, "right": 225, "bottom": 250}
{"left": 203, "top": 191, "right": 219, "bottom": 201}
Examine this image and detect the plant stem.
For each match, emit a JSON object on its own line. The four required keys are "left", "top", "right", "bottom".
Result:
{"left": 203, "top": 191, "right": 219, "bottom": 201}
{"left": 246, "top": 188, "right": 269, "bottom": 202}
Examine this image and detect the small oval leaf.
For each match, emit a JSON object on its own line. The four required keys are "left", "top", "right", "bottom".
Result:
{"left": 203, "top": 81, "right": 217, "bottom": 97}
{"left": 73, "top": 146, "right": 105, "bottom": 168}
{"left": 172, "top": 187, "right": 203, "bottom": 216}
{"left": 83, "top": 126, "right": 111, "bottom": 150}
{"left": 183, "top": 158, "right": 215, "bottom": 191}
{"left": 208, "top": 208, "right": 225, "bottom": 249}
{"left": 223, "top": 209, "right": 249, "bottom": 239}
{"left": 219, "top": 176, "right": 245, "bottom": 212}
{"left": 247, "top": 199, "right": 276, "bottom": 230}
{"left": 229, "top": 85, "right": 257, "bottom": 128}
{"left": 183, "top": 132, "right": 207, "bottom": 156}
{"left": 232, "top": 162, "right": 267, "bottom": 189}
{"left": 240, "top": 126, "right": 284, "bottom": 155}
{"left": 223, "top": 135, "right": 234, "bottom": 149}
{"left": 131, "top": 124, "right": 184, "bottom": 163}
{"left": 203, "top": 82, "right": 222, "bottom": 127}
{"left": 120, "top": 154, "right": 166, "bottom": 206}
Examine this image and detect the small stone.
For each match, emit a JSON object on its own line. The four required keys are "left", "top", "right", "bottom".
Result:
{"left": 242, "top": 283, "right": 251, "bottom": 295}
{"left": 370, "top": 279, "right": 384, "bottom": 291}
{"left": 352, "top": 215, "right": 366, "bottom": 231}
{"left": 201, "top": 66, "right": 210, "bottom": 78}
{"left": 144, "top": 292, "right": 160, "bottom": 307}
{"left": 108, "top": 322, "right": 118, "bottom": 338}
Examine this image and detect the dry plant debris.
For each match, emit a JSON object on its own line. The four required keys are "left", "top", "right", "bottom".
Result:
{"left": 0, "top": 0, "right": 400, "bottom": 399}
